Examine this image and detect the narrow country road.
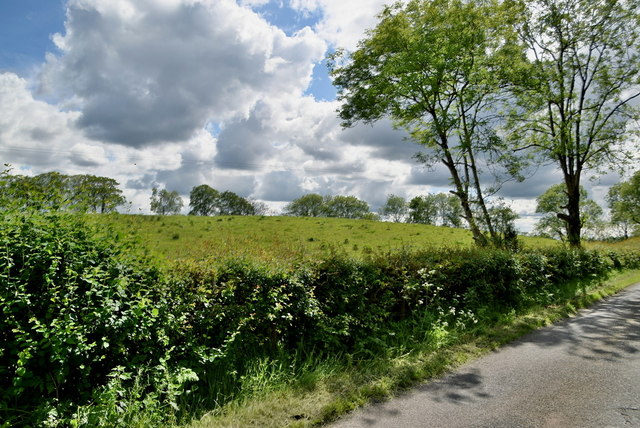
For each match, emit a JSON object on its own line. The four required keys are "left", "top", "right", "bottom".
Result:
{"left": 332, "top": 283, "right": 640, "bottom": 428}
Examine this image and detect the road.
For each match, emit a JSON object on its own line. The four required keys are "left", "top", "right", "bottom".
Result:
{"left": 332, "top": 283, "right": 640, "bottom": 428}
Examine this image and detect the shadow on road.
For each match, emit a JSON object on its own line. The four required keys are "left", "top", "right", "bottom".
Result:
{"left": 416, "top": 369, "right": 491, "bottom": 404}
{"left": 506, "top": 287, "right": 640, "bottom": 363}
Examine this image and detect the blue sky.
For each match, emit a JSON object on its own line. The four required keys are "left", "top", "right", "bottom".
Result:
{"left": 0, "top": 0, "right": 66, "bottom": 74}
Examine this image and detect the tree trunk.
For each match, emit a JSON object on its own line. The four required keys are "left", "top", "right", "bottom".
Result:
{"left": 441, "top": 155, "right": 488, "bottom": 247}
{"left": 467, "top": 146, "right": 498, "bottom": 244}
{"left": 559, "top": 175, "right": 582, "bottom": 248}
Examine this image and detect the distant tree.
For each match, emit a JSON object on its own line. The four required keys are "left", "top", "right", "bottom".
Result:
{"left": 608, "top": 171, "right": 640, "bottom": 239}
{"left": 216, "top": 191, "right": 256, "bottom": 216}
{"left": 150, "top": 187, "right": 183, "bottom": 215}
{"left": 380, "top": 195, "right": 408, "bottom": 222}
{"left": 535, "top": 184, "right": 603, "bottom": 241}
{"left": 30, "top": 172, "right": 72, "bottom": 210}
{"left": 322, "top": 195, "right": 370, "bottom": 219}
{"left": 408, "top": 195, "right": 438, "bottom": 225}
{"left": 433, "top": 193, "right": 463, "bottom": 228}
{"left": 408, "top": 193, "right": 463, "bottom": 227}
{"left": 249, "top": 199, "right": 270, "bottom": 216}
{"left": 189, "top": 184, "right": 220, "bottom": 216}
{"left": 70, "top": 175, "right": 127, "bottom": 213}
{"left": 285, "top": 194, "right": 325, "bottom": 217}
{"left": 478, "top": 201, "right": 520, "bottom": 250}
{"left": 0, "top": 169, "right": 126, "bottom": 213}
{"left": 362, "top": 212, "right": 381, "bottom": 221}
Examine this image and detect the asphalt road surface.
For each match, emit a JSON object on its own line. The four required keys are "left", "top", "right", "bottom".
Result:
{"left": 332, "top": 282, "right": 640, "bottom": 428}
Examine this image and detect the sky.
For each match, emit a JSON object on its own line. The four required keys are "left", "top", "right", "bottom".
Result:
{"left": 0, "top": 0, "right": 627, "bottom": 232}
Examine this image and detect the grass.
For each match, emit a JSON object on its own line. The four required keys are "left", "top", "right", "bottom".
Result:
{"left": 90, "top": 214, "right": 558, "bottom": 265}
{"left": 186, "top": 268, "right": 640, "bottom": 428}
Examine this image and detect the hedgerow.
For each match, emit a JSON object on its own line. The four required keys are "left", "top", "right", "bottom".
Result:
{"left": 1, "top": 210, "right": 639, "bottom": 426}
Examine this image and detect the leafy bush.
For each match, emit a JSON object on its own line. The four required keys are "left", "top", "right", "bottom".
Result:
{"left": 0, "top": 211, "right": 189, "bottom": 426}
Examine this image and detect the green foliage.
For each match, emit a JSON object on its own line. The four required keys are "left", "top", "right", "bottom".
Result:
{"left": 608, "top": 170, "right": 640, "bottom": 238}
{"left": 189, "top": 184, "right": 220, "bottom": 216}
{"left": 507, "top": 0, "right": 640, "bottom": 247}
{"left": 330, "top": 0, "right": 525, "bottom": 246}
{"left": 217, "top": 191, "right": 256, "bottom": 216}
{"left": 3, "top": 206, "right": 638, "bottom": 426}
{"left": 285, "top": 194, "right": 372, "bottom": 220}
{"left": 535, "top": 184, "right": 604, "bottom": 241}
{"left": 380, "top": 195, "right": 407, "bottom": 222}
{"left": 0, "top": 168, "right": 127, "bottom": 213}
{"left": 0, "top": 210, "right": 188, "bottom": 426}
{"left": 150, "top": 187, "right": 183, "bottom": 215}
{"left": 321, "top": 195, "right": 370, "bottom": 219}
{"left": 408, "top": 193, "right": 463, "bottom": 227}
{"left": 285, "top": 194, "right": 325, "bottom": 217}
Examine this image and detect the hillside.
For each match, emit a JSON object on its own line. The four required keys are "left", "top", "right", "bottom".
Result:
{"left": 91, "top": 214, "right": 558, "bottom": 265}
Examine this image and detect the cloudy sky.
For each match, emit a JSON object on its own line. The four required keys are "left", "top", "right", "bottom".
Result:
{"left": 0, "top": 0, "right": 626, "bottom": 231}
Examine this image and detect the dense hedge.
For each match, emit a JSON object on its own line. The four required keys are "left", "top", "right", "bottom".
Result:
{"left": 2, "top": 211, "right": 639, "bottom": 426}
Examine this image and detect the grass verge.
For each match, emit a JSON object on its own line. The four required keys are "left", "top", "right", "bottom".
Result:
{"left": 188, "top": 269, "right": 640, "bottom": 428}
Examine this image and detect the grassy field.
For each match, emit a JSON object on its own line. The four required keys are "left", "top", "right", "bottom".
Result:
{"left": 92, "top": 214, "right": 560, "bottom": 264}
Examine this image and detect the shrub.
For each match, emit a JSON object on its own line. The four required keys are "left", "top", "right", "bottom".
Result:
{"left": 0, "top": 211, "right": 185, "bottom": 426}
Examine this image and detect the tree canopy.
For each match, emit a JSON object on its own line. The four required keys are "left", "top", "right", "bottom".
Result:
{"left": 150, "top": 187, "right": 183, "bottom": 215}
{"left": 608, "top": 170, "right": 640, "bottom": 238}
{"left": 408, "top": 193, "right": 463, "bottom": 227}
{"left": 284, "top": 194, "right": 325, "bottom": 217}
{"left": 0, "top": 169, "right": 127, "bottom": 213}
{"left": 189, "top": 184, "right": 221, "bottom": 216}
{"left": 380, "top": 195, "right": 408, "bottom": 223}
{"left": 330, "top": 0, "right": 524, "bottom": 246}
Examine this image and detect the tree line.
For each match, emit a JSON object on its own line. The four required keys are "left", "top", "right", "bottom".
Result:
{"left": 151, "top": 184, "right": 269, "bottom": 216}
{"left": 0, "top": 169, "right": 127, "bottom": 213}
{"left": 3, "top": 166, "right": 640, "bottom": 240}
{"left": 329, "top": 0, "right": 640, "bottom": 247}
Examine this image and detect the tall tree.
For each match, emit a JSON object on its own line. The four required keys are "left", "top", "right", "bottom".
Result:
{"left": 432, "top": 193, "right": 464, "bottom": 228}
{"left": 380, "top": 194, "right": 408, "bottom": 222}
{"left": 150, "top": 187, "right": 183, "bottom": 215}
{"left": 408, "top": 193, "right": 463, "bottom": 226}
{"left": 330, "top": 0, "right": 523, "bottom": 246}
{"left": 408, "top": 195, "right": 439, "bottom": 225}
{"left": 509, "top": 0, "right": 640, "bottom": 247}
{"left": 189, "top": 184, "right": 220, "bottom": 216}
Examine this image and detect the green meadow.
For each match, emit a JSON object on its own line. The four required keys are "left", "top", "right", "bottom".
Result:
{"left": 93, "top": 214, "right": 559, "bottom": 264}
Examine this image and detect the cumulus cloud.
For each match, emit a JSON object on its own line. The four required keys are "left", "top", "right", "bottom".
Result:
{"left": 41, "top": 0, "right": 326, "bottom": 147}
{"left": 290, "top": 0, "right": 390, "bottom": 50}
{"left": 0, "top": 72, "right": 82, "bottom": 168}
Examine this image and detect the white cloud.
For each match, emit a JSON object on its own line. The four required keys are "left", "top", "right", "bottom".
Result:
{"left": 290, "top": 0, "right": 391, "bottom": 50}
{"left": 40, "top": 0, "right": 326, "bottom": 146}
